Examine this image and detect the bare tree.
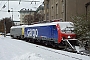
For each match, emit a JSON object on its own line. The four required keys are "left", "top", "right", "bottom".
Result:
{"left": 24, "top": 13, "right": 44, "bottom": 24}
{"left": 0, "top": 17, "right": 15, "bottom": 33}
{"left": 34, "top": 13, "right": 44, "bottom": 22}
{"left": 24, "top": 14, "right": 34, "bottom": 25}
{"left": 72, "top": 12, "right": 90, "bottom": 50}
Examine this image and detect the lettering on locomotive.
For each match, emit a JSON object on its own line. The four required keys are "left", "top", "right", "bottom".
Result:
{"left": 27, "top": 29, "right": 38, "bottom": 38}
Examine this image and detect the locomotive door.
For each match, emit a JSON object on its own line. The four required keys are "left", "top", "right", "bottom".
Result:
{"left": 52, "top": 25, "right": 58, "bottom": 40}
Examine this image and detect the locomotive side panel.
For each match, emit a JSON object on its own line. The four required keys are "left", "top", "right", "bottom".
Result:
{"left": 10, "top": 28, "right": 22, "bottom": 38}
{"left": 51, "top": 25, "right": 58, "bottom": 43}
{"left": 24, "top": 25, "right": 58, "bottom": 43}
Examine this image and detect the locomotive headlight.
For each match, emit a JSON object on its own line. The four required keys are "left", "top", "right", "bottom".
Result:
{"left": 68, "top": 36, "right": 71, "bottom": 38}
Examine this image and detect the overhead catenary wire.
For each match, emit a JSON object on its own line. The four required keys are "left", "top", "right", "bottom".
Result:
{"left": 0, "top": 0, "right": 40, "bottom": 12}
{"left": 0, "top": 0, "right": 43, "bottom": 21}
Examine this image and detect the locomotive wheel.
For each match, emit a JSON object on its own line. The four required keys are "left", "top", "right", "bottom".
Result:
{"left": 11, "top": 35, "right": 14, "bottom": 39}
{"left": 26, "top": 39, "right": 29, "bottom": 42}
{"left": 28, "top": 39, "right": 32, "bottom": 43}
{"left": 30, "top": 39, "right": 36, "bottom": 43}
{"left": 20, "top": 35, "right": 24, "bottom": 40}
{"left": 44, "top": 41, "right": 49, "bottom": 46}
{"left": 50, "top": 42, "right": 58, "bottom": 48}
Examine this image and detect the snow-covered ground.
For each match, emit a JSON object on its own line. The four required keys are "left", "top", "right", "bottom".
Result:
{"left": 0, "top": 35, "right": 90, "bottom": 60}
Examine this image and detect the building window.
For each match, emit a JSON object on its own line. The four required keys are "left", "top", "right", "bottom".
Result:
{"left": 21, "top": 15, "right": 24, "bottom": 17}
{"left": 56, "top": 4, "right": 58, "bottom": 18}
{"left": 47, "top": 4, "right": 49, "bottom": 9}
{"left": 52, "top": 16, "right": 53, "bottom": 19}
{"left": 47, "top": 13, "right": 49, "bottom": 20}
{"left": 61, "top": 0, "right": 63, "bottom": 2}
{"left": 52, "top": 6, "right": 53, "bottom": 16}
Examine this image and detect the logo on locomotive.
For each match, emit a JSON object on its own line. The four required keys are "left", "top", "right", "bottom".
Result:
{"left": 27, "top": 29, "right": 38, "bottom": 38}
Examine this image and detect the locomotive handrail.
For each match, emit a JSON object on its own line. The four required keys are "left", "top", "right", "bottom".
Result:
{"left": 62, "top": 39, "right": 77, "bottom": 41}
{"left": 66, "top": 40, "right": 75, "bottom": 50}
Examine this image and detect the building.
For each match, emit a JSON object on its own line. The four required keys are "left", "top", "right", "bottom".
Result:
{"left": 36, "top": 4, "right": 45, "bottom": 22}
{"left": 36, "top": 5, "right": 44, "bottom": 14}
{"left": 19, "top": 8, "right": 35, "bottom": 25}
{"left": 44, "top": 0, "right": 90, "bottom": 22}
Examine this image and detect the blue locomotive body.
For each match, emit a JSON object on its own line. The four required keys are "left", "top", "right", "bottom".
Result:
{"left": 24, "top": 22, "right": 76, "bottom": 44}
{"left": 24, "top": 25, "right": 58, "bottom": 43}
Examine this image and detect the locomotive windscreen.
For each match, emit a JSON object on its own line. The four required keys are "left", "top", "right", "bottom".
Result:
{"left": 58, "top": 22, "right": 74, "bottom": 33}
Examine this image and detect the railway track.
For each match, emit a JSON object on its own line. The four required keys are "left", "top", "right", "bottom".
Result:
{"left": 36, "top": 46, "right": 82, "bottom": 60}
{"left": 16, "top": 38, "right": 90, "bottom": 57}
{"left": 12, "top": 39, "right": 90, "bottom": 57}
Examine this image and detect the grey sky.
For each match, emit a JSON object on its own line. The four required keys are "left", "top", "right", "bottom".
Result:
{"left": 0, "top": 0, "right": 44, "bottom": 21}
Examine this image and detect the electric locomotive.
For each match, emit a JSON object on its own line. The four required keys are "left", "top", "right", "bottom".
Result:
{"left": 24, "top": 22, "right": 77, "bottom": 50}
{"left": 10, "top": 21, "right": 77, "bottom": 51}
{"left": 10, "top": 25, "right": 28, "bottom": 39}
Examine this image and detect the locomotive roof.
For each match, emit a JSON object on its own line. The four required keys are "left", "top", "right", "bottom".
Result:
{"left": 10, "top": 22, "right": 74, "bottom": 30}
{"left": 26, "top": 22, "right": 57, "bottom": 27}
{"left": 25, "top": 22, "right": 74, "bottom": 31}
{"left": 25, "top": 22, "right": 73, "bottom": 27}
{"left": 10, "top": 25, "right": 28, "bottom": 29}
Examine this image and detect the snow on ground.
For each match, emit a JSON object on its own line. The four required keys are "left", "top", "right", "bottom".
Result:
{"left": 0, "top": 35, "right": 90, "bottom": 60}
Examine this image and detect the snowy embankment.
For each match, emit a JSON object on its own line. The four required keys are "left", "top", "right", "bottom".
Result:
{"left": 0, "top": 35, "right": 90, "bottom": 60}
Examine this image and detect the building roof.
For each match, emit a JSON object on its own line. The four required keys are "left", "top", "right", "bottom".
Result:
{"left": 19, "top": 8, "right": 36, "bottom": 13}
{"left": 36, "top": 5, "right": 44, "bottom": 13}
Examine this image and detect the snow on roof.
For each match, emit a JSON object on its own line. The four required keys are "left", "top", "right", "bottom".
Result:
{"left": 26, "top": 22, "right": 56, "bottom": 27}
{"left": 26, "top": 22, "right": 73, "bottom": 27}
{"left": 10, "top": 22, "right": 74, "bottom": 30}
{"left": 10, "top": 25, "right": 29, "bottom": 29}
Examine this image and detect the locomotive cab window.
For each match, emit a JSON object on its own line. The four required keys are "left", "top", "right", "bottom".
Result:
{"left": 62, "top": 27, "right": 74, "bottom": 33}
{"left": 53, "top": 25, "right": 56, "bottom": 30}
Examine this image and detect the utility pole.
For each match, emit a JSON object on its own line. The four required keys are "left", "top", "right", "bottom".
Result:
{"left": 11, "top": 8, "right": 13, "bottom": 26}
{"left": 4, "top": 19, "right": 6, "bottom": 37}
{"left": 44, "top": 0, "right": 48, "bottom": 21}
{"left": 85, "top": 2, "right": 90, "bottom": 20}
{"left": 64, "top": 0, "right": 66, "bottom": 21}
{"left": 8, "top": 0, "right": 10, "bottom": 12}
